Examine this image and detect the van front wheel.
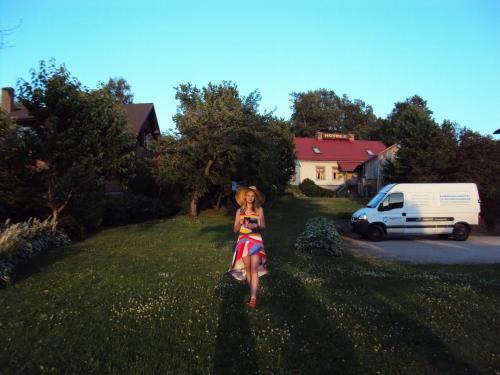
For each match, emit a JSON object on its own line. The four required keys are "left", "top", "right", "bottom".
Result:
{"left": 452, "top": 223, "right": 470, "bottom": 241}
{"left": 367, "top": 225, "right": 384, "bottom": 242}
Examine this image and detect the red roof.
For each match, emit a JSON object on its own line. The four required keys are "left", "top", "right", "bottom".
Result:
{"left": 337, "top": 161, "right": 361, "bottom": 172}
{"left": 295, "top": 137, "right": 386, "bottom": 165}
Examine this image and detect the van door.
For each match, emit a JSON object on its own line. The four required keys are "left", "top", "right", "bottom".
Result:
{"left": 378, "top": 192, "right": 406, "bottom": 235}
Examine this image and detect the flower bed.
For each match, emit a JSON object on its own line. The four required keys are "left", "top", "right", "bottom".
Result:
{"left": 0, "top": 218, "right": 70, "bottom": 286}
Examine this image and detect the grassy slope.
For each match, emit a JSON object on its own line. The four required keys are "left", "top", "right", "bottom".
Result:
{"left": 1, "top": 196, "right": 499, "bottom": 374}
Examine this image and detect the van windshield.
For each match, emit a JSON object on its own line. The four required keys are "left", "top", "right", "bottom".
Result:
{"left": 366, "top": 193, "right": 386, "bottom": 208}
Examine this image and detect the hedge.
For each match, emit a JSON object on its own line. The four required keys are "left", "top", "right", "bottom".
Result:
{"left": 0, "top": 218, "right": 70, "bottom": 286}
{"left": 299, "top": 178, "right": 336, "bottom": 197}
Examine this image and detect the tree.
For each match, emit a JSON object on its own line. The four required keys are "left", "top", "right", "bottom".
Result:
{"left": 453, "top": 129, "right": 500, "bottom": 227}
{"left": 234, "top": 117, "right": 296, "bottom": 202}
{"left": 100, "top": 77, "right": 134, "bottom": 104}
{"left": 382, "top": 96, "right": 456, "bottom": 183}
{"left": 155, "top": 82, "right": 295, "bottom": 216}
{"left": 171, "top": 82, "right": 250, "bottom": 216}
{"left": 17, "top": 60, "right": 136, "bottom": 231}
{"left": 0, "top": 110, "right": 45, "bottom": 220}
{"left": 290, "top": 89, "right": 378, "bottom": 138}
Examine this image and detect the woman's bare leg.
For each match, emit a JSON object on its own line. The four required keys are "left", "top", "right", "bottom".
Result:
{"left": 250, "top": 255, "right": 260, "bottom": 299}
{"left": 242, "top": 256, "right": 251, "bottom": 285}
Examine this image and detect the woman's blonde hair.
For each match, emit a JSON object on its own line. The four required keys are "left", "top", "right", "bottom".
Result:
{"left": 240, "top": 190, "right": 261, "bottom": 212}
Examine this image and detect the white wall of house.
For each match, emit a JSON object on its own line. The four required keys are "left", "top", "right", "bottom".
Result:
{"left": 291, "top": 160, "right": 346, "bottom": 189}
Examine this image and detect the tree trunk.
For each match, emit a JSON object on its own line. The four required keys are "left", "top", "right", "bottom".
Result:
{"left": 204, "top": 159, "right": 214, "bottom": 177}
{"left": 215, "top": 191, "right": 223, "bottom": 210}
{"left": 50, "top": 207, "right": 59, "bottom": 233}
{"left": 190, "top": 191, "right": 201, "bottom": 217}
{"left": 47, "top": 184, "right": 73, "bottom": 233}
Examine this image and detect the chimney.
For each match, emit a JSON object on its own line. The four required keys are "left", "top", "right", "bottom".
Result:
{"left": 1, "top": 87, "right": 14, "bottom": 113}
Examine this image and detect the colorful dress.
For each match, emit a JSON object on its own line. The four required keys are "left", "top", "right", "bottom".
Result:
{"left": 229, "top": 208, "right": 268, "bottom": 281}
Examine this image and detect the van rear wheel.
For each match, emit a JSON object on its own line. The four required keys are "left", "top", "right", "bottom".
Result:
{"left": 452, "top": 223, "right": 470, "bottom": 241}
{"left": 367, "top": 225, "right": 384, "bottom": 242}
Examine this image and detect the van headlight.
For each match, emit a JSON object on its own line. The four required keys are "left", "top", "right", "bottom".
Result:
{"left": 358, "top": 214, "right": 368, "bottom": 221}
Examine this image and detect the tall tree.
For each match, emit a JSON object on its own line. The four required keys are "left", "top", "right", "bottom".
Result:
{"left": 290, "top": 89, "right": 378, "bottom": 138}
{"left": 172, "top": 82, "right": 248, "bottom": 216}
{"left": 17, "top": 61, "right": 136, "bottom": 231}
{"left": 453, "top": 129, "right": 500, "bottom": 225}
{"left": 100, "top": 77, "right": 134, "bottom": 104}
{"left": 382, "top": 96, "right": 456, "bottom": 183}
{"left": 155, "top": 82, "right": 295, "bottom": 216}
{"left": 234, "top": 117, "right": 296, "bottom": 202}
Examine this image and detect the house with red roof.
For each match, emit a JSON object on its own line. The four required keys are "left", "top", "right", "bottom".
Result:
{"left": 292, "top": 132, "right": 386, "bottom": 193}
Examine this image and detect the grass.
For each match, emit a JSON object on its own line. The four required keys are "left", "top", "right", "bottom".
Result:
{"left": 1, "top": 195, "right": 499, "bottom": 374}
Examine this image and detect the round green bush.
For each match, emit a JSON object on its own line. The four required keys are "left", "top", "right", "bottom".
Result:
{"left": 299, "top": 178, "right": 336, "bottom": 197}
{"left": 295, "top": 217, "right": 343, "bottom": 256}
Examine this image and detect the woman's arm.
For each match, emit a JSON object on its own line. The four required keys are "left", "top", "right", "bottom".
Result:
{"left": 233, "top": 209, "right": 244, "bottom": 233}
{"left": 258, "top": 207, "right": 266, "bottom": 230}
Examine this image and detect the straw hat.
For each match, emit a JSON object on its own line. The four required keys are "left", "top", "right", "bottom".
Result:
{"left": 235, "top": 185, "right": 266, "bottom": 206}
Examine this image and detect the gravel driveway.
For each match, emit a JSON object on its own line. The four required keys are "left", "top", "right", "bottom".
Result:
{"left": 344, "top": 234, "right": 500, "bottom": 264}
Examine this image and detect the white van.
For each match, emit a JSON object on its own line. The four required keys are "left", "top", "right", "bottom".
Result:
{"left": 351, "top": 183, "right": 481, "bottom": 241}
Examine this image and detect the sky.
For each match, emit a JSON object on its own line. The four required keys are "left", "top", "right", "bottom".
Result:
{"left": 1, "top": 0, "right": 499, "bottom": 135}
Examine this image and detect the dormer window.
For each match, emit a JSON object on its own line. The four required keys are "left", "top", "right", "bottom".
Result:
{"left": 366, "top": 149, "right": 375, "bottom": 156}
{"left": 313, "top": 147, "right": 321, "bottom": 154}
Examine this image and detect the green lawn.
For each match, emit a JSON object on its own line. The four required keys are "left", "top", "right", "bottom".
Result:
{"left": 1, "top": 196, "right": 499, "bottom": 374}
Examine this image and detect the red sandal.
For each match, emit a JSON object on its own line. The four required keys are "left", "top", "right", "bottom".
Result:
{"left": 247, "top": 297, "right": 257, "bottom": 308}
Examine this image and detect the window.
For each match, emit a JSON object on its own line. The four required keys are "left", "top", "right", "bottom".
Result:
{"left": 312, "top": 147, "right": 321, "bottom": 154}
{"left": 144, "top": 133, "right": 154, "bottom": 151}
{"left": 316, "top": 166, "right": 325, "bottom": 180}
{"left": 379, "top": 192, "right": 404, "bottom": 211}
{"left": 331, "top": 166, "right": 339, "bottom": 180}
{"left": 366, "top": 149, "right": 375, "bottom": 156}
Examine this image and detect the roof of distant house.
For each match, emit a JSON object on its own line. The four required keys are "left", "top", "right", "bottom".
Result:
{"left": 124, "top": 103, "right": 158, "bottom": 134}
{"left": 295, "top": 137, "right": 386, "bottom": 164}
{"left": 9, "top": 106, "right": 34, "bottom": 123}
{"left": 6, "top": 101, "right": 159, "bottom": 135}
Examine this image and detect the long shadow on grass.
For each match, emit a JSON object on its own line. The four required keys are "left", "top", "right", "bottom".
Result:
{"left": 213, "top": 273, "right": 260, "bottom": 375}
{"left": 266, "top": 196, "right": 480, "bottom": 372}
{"left": 263, "top": 262, "right": 364, "bottom": 374}
{"left": 14, "top": 245, "right": 80, "bottom": 284}
{"left": 308, "top": 255, "right": 481, "bottom": 373}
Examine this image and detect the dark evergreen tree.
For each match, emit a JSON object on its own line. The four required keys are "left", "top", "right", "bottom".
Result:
{"left": 382, "top": 96, "right": 456, "bottom": 183}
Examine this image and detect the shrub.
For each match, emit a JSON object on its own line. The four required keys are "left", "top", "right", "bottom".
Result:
{"left": 102, "top": 193, "right": 178, "bottom": 226}
{"left": 0, "top": 218, "right": 70, "bottom": 286}
{"left": 285, "top": 184, "right": 306, "bottom": 198}
{"left": 295, "top": 217, "right": 343, "bottom": 256}
{"left": 59, "top": 215, "right": 86, "bottom": 240}
{"left": 299, "top": 178, "right": 336, "bottom": 197}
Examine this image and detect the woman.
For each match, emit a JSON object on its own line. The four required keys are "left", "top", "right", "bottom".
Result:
{"left": 229, "top": 185, "right": 268, "bottom": 308}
